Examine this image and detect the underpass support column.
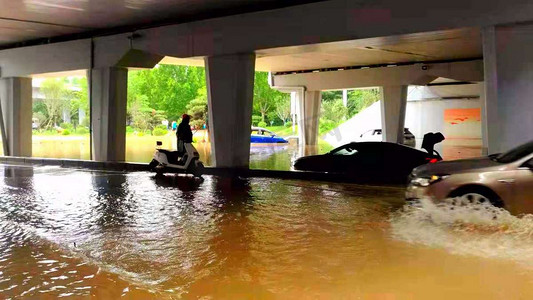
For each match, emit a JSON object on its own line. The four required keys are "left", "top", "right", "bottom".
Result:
{"left": 0, "top": 77, "right": 32, "bottom": 157}
{"left": 380, "top": 85, "right": 407, "bottom": 143}
{"left": 482, "top": 24, "right": 533, "bottom": 154}
{"left": 298, "top": 90, "right": 321, "bottom": 146}
{"left": 91, "top": 67, "right": 128, "bottom": 162}
{"left": 205, "top": 53, "right": 255, "bottom": 168}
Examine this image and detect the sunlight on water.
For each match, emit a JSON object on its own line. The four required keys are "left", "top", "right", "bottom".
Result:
{"left": 391, "top": 198, "right": 533, "bottom": 265}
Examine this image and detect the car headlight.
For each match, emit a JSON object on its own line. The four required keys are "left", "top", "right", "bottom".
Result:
{"left": 411, "top": 175, "right": 449, "bottom": 187}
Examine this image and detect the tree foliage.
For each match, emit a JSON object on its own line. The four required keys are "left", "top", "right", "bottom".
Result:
{"left": 128, "top": 65, "right": 206, "bottom": 122}
{"left": 347, "top": 88, "right": 380, "bottom": 117}
{"left": 253, "top": 72, "right": 289, "bottom": 122}
{"left": 186, "top": 89, "right": 208, "bottom": 129}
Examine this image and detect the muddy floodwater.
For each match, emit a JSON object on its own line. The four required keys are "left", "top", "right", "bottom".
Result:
{"left": 1, "top": 164, "right": 533, "bottom": 299}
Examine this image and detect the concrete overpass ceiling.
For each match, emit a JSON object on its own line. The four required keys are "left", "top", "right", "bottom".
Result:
{"left": 159, "top": 28, "right": 482, "bottom": 73}
{"left": 258, "top": 28, "right": 482, "bottom": 72}
{"left": 0, "top": 0, "right": 323, "bottom": 47}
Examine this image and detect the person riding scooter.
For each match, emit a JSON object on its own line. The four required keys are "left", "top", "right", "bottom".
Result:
{"left": 177, "top": 114, "right": 193, "bottom": 155}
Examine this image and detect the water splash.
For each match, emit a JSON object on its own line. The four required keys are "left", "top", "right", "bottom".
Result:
{"left": 390, "top": 198, "right": 533, "bottom": 265}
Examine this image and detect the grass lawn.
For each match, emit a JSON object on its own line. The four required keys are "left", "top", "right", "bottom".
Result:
{"left": 266, "top": 125, "right": 298, "bottom": 137}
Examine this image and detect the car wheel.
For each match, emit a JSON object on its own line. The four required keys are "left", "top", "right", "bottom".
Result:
{"left": 449, "top": 187, "right": 503, "bottom": 208}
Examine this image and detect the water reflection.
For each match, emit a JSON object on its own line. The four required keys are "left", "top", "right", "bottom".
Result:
{"left": 91, "top": 174, "right": 135, "bottom": 229}
{"left": 2, "top": 165, "right": 533, "bottom": 298}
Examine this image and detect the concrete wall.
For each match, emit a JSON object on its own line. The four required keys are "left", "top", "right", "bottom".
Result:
{"left": 483, "top": 24, "right": 533, "bottom": 153}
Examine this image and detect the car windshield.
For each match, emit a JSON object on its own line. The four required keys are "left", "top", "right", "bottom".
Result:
{"left": 495, "top": 141, "right": 533, "bottom": 163}
{"left": 330, "top": 144, "right": 358, "bottom": 155}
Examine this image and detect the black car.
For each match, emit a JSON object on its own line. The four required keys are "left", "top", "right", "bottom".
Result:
{"left": 293, "top": 142, "right": 441, "bottom": 184}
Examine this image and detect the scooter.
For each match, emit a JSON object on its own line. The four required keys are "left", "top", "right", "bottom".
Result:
{"left": 149, "top": 141, "right": 205, "bottom": 178}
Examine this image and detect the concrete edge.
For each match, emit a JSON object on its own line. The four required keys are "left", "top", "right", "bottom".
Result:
{"left": 0, "top": 156, "right": 404, "bottom": 188}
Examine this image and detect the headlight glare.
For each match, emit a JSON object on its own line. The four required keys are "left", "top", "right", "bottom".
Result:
{"left": 411, "top": 175, "right": 449, "bottom": 187}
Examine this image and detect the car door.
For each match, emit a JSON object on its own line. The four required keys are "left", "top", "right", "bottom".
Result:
{"left": 512, "top": 157, "right": 533, "bottom": 214}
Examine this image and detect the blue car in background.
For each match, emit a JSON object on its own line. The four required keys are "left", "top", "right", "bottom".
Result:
{"left": 251, "top": 127, "right": 288, "bottom": 144}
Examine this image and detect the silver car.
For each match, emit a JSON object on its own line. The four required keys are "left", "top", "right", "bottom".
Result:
{"left": 406, "top": 141, "right": 533, "bottom": 215}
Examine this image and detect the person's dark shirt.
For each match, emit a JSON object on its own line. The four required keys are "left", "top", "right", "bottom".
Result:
{"left": 177, "top": 120, "right": 193, "bottom": 143}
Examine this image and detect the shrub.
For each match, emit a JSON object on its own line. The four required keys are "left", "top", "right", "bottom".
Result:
{"left": 76, "top": 127, "right": 89, "bottom": 134}
{"left": 126, "top": 126, "right": 134, "bottom": 133}
{"left": 61, "top": 129, "right": 71, "bottom": 136}
{"left": 285, "top": 121, "right": 292, "bottom": 127}
{"left": 152, "top": 128, "right": 167, "bottom": 136}
{"left": 137, "top": 131, "right": 145, "bottom": 137}
{"left": 156, "top": 124, "right": 168, "bottom": 130}
{"left": 60, "top": 122, "right": 74, "bottom": 130}
{"left": 257, "top": 121, "right": 267, "bottom": 128}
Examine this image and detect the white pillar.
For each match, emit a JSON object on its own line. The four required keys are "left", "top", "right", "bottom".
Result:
{"left": 91, "top": 67, "right": 128, "bottom": 162}
{"left": 298, "top": 90, "right": 321, "bottom": 146}
{"left": 380, "top": 85, "right": 407, "bottom": 143}
{"left": 342, "top": 89, "right": 348, "bottom": 107}
{"left": 205, "top": 53, "right": 255, "bottom": 168}
{"left": 482, "top": 24, "right": 533, "bottom": 154}
{"left": 0, "top": 77, "right": 32, "bottom": 157}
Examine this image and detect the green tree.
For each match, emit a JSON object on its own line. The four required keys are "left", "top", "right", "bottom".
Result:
{"left": 253, "top": 72, "right": 288, "bottom": 122}
{"left": 128, "top": 65, "right": 206, "bottom": 122}
{"left": 40, "top": 78, "right": 69, "bottom": 128}
{"left": 347, "top": 88, "right": 380, "bottom": 117}
{"left": 186, "top": 89, "right": 208, "bottom": 129}
{"left": 275, "top": 99, "right": 291, "bottom": 125}
{"left": 321, "top": 90, "right": 342, "bottom": 102}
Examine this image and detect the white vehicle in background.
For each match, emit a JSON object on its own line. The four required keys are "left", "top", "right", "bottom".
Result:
{"left": 32, "top": 118, "right": 40, "bottom": 130}
{"left": 359, "top": 128, "right": 416, "bottom": 148}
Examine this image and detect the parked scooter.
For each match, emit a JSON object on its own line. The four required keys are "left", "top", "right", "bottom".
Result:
{"left": 149, "top": 141, "right": 205, "bottom": 178}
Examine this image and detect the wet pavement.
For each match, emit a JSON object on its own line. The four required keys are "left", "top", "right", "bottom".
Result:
{"left": 1, "top": 164, "right": 533, "bottom": 299}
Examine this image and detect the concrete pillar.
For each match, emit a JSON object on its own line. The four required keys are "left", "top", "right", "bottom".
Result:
{"left": 298, "top": 90, "right": 321, "bottom": 146}
{"left": 342, "top": 89, "right": 348, "bottom": 107}
{"left": 205, "top": 53, "right": 255, "bottom": 168}
{"left": 380, "top": 85, "right": 407, "bottom": 143}
{"left": 482, "top": 24, "right": 533, "bottom": 154}
{"left": 90, "top": 67, "right": 128, "bottom": 162}
{"left": 0, "top": 77, "right": 32, "bottom": 157}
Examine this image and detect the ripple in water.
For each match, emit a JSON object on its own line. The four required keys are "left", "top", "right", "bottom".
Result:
{"left": 390, "top": 198, "right": 533, "bottom": 265}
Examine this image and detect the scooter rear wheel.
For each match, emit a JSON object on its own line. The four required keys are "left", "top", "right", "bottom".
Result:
{"left": 148, "top": 159, "right": 159, "bottom": 171}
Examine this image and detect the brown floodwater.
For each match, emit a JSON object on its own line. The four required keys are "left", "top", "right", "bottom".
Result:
{"left": 1, "top": 164, "right": 533, "bottom": 299}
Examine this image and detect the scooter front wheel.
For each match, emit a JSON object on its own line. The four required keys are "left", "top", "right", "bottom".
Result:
{"left": 191, "top": 161, "right": 205, "bottom": 178}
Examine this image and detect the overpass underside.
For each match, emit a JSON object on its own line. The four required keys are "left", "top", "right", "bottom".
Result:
{"left": 1, "top": 0, "right": 532, "bottom": 167}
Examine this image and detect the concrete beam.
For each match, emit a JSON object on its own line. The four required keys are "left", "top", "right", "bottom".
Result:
{"left": 0, "top": 77, "right": 32, "bottom": 156}
{"left": 380, "top": 86, "right": 408, "bottom": 143}
{"left": 0, "top": 34, "right": 162, "bottom": 78}
{"left": 91, "top": 67, "right": 128, "bottom": 162}
{"left": 206, "top": 53, "right": 255, "bottom": 168}
{"left": 272, "top": 60, "right": 483, "bottom": 91}
{"left": 482, "top": 24, "right": 533, "bottom": 154}
{"left": 0, "top": 40, "right": 90, "bottom": 78}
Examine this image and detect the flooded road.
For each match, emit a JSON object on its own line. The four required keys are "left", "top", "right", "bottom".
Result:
{"left": 1, "top": 164, "right": 533, "bottom": 299}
